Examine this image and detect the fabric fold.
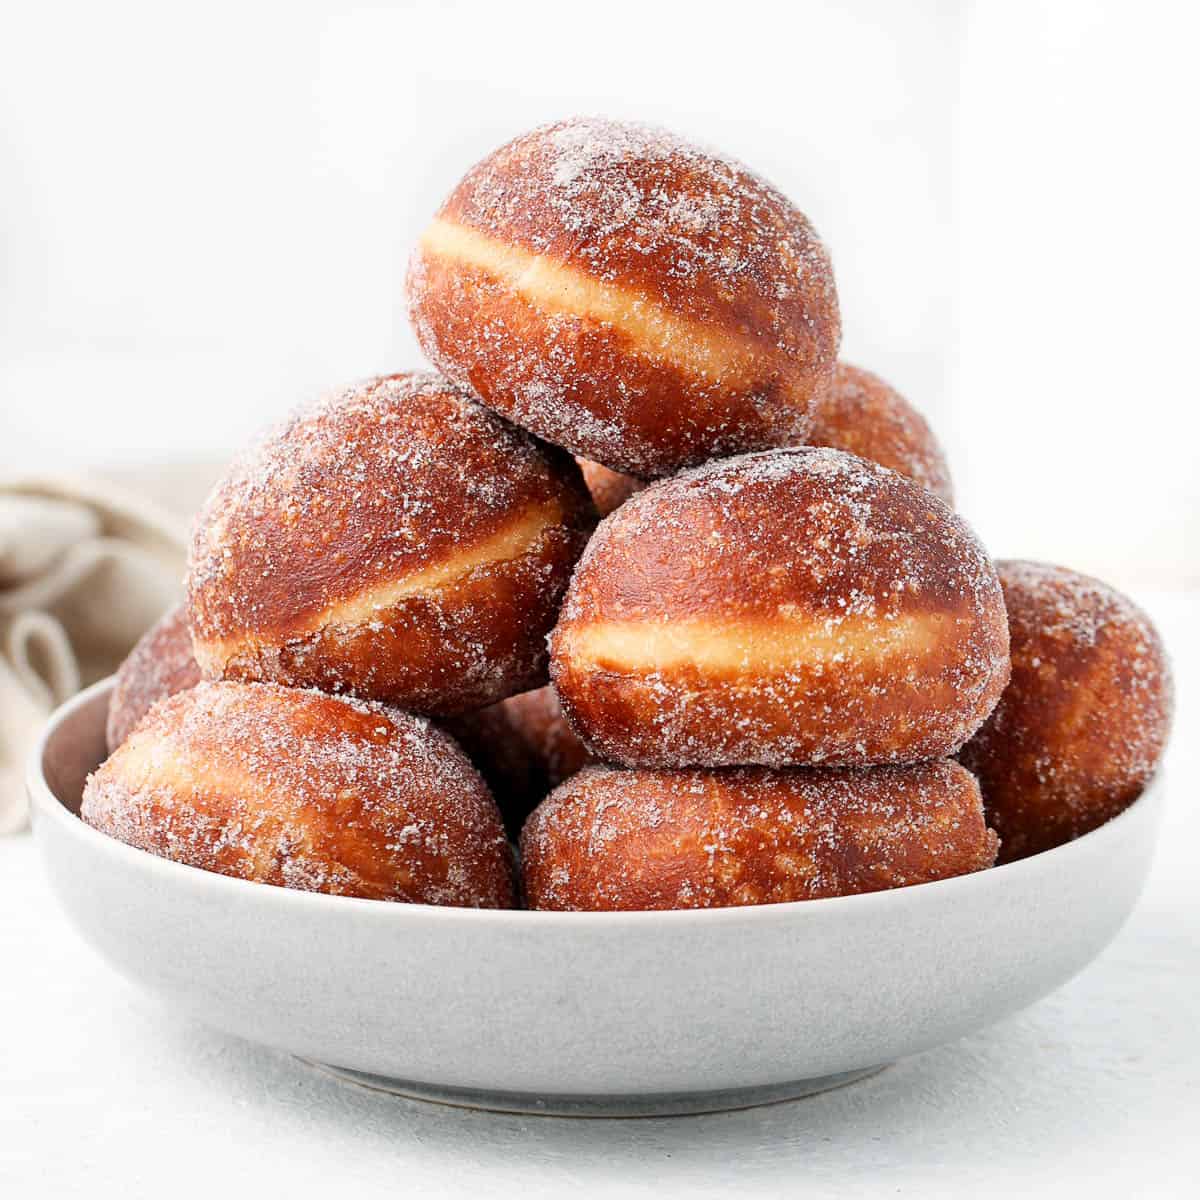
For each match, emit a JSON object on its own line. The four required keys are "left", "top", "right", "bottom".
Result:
{"left": 0, "top": 473, "right": 192, "bottom": 834}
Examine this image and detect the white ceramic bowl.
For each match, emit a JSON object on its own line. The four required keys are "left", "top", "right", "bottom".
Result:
{"left": 29, "top": 678, "right": 1164, "bottom": 1116}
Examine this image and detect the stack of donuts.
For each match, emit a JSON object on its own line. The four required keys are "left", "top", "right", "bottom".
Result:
{"left": 84, "top": 118, "right": 1173, "bottom": 911}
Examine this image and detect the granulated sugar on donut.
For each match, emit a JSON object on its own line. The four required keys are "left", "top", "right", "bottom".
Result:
{"left": 106, "top": 602, "right": 202, "bottom": 752}
{"left": 521, "top": 760, "right": 998, "bottom": 911}
{"left": 809, "top": 363, "right": 954, "bottom": 503}
{"left": 444, "top": 685, "right": 594, "bottom": 837}
{"left": 551, "top": 447, "right": 1010, "bottom": 768}
{"left": 960, "top": 560, "right": 1172, "bottom": 861}
{"left": 440, "top": 700, "right": 544, "bottom": 838}
{"left": 574, "top": 359, "right": 952, "bottom": 514}
{"left": 501, "top": 686, "right": 593, "bottom": 790}
{"left": 188, "top": 372, "right": 595, "bottom": 714}
{"left": 83, "top": 681, "right": 514, "bottom": 907}
{"left": 408, "top": 118, "right": 841, "bottom": 477}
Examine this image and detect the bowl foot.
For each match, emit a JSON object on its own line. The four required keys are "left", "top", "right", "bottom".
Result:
{"left": 300, "top": 1059, "right": 888, "bottom": 1117}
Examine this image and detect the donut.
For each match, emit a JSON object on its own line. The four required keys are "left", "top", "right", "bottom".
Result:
{"left": 187, "top": 373, "right": 595, "bottom": 714}
{"left": 808, "top": 363, "right": 954, "bottom": 503}
{"left": 82, "top": 681, "right": 514, "bottom": 907}
{"left": 444, "top": 686, "right": 593, "bottom": 836}
{"left": 550, "top": 447, "right": 1010, "bottom": 768}
{"left": 502, "top": 686, "right": 593, "bottom": 790}
{"left": 576, "top": 458, "right": 646, "bottom": 517}
{"left": 106, "top": 603, "right": 201, "bottom": 752}
{"left": 407, "top": 118, "right": 841, "bottom": 477}
{"left": 575, "top": 361, "right": 950, "bottom": 514}
{"left": 959, "top": 561, "right": 1172, "bottom": 861}
{"left": 521, "top": 761, "right": 998, "bottom": 911}
{"left": 440, "top": 702, "right": 543, "bottom": 838}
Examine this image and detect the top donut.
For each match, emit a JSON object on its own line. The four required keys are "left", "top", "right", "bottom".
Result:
{"left": 407, "top": 118, "right": 841, "bottom": 477}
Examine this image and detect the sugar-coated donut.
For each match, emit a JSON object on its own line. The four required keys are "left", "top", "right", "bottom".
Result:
{"left": 809, "top": 363, "right": 954, "bottom": 504}
{"left": 521, "top": 761, "right": 997, "bottom": 911}
{"left": 444, "top": 686, "right": 593, "bottom": 836}
{"left": 407, "top": 118, "right": 841, "bottom": 477}
{"left": 502, "top": 686, "right": 593, "bottom": 790}
{"left": 574, "top": 361, "right": 951, "bottom": 514}
{"left": 188, "top": 373, "right": 595, "bottom": 715}
{"left": 573, "top": 361, "right": 950, "bottom": 515}
{"left": 550, "top": 447, "right": 1010, "bottom": 768}
{"left": 440, "top": 702, "right": 543, "bottom": 838}
{"left": 959, "top": 561, "right": 1172, "bottom": 861}
{"left": 83, "top": 681, "right": 514, "bottom": 907}
{"left": 106, "top": 603, "right": 202, "bottom": 752}
{"left": 576, "top": 458, "right": 646, "bottom": 517}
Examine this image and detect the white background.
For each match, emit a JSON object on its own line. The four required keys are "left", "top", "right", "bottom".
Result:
{"left": 2, "top": 3, "right": 1198, "bottom": 1196}
{"left": 4, "top": 0, "right": 1196, "bottom": 585}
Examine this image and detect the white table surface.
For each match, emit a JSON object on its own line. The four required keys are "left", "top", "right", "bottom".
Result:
{"left": 3, "top": 591, "right": 1197, "bottom": 1199}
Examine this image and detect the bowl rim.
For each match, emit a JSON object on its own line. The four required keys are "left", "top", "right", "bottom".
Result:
{"left": 28, "top": 676, "right": 1165, "bottom": 929}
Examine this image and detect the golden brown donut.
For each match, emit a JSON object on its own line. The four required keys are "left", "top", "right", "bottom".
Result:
{"left": 444, "top": 686, "right": 593, "bottom": 837}
{"left": 576, "top": 458, "right": 646, "bottom": 517}
{"left": 808, "top": 363, "right": 954, "bottom": 503}
{"left": 440, "top": 702, "right": 544, "bottom": 838}
{"left": 550, "top": 447, "right": 1010, "bottom": 768}
{"left": 408, "top": 118, "right": 841, "bottom": 477}
{"left": 521, "top": 761, "right": 998, "bottom": 911}
{"left": 959, "top": 561, "right": 1172, "bottom": 862}
{"left": 83, "top": 681, "right": 514, "bottom": 907}
{"left": 573, "top": 361, "right": 950, "bottom": 515}
{"left": 575, "top": 361, "right": 951, "bottom": 514}
{"left": 502, "top": 686, "right": 593, "bottom": 789}
{"left": 106, "top": 603, "right": 202, "bottom": 752}
{"left": 187, "top": 373, "right": 595, "bottom": 715}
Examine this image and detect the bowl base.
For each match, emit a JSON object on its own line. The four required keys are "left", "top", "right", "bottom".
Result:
{"left": 301, "top": 1059, "right": 888, "bottom": 1117}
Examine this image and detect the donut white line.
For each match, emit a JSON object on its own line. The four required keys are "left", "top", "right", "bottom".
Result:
{"left": 418, "top": 217, "right": 763, "bottom": 385}
{"left": 556, "top": 612, "right": 943, "bottom": 676}
{"left": 195, "top": 501, "right": 564, "bottom": 670}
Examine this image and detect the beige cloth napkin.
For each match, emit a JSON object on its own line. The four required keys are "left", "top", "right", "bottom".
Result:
{"left": 0, "top": 471, "right": 215, "bottom": 833}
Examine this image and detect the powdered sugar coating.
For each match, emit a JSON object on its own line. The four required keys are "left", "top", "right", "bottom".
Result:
{"left": 521, "top": 760, "right": 997, "bottom": 911}
{"left": 551, "top": 447, "right": 1010, "bottom": 768}
{"left": 106, "top": 603, "right": 202, "bottom": 752}
{"left": 959, "top": 560, "right": 1172, "bottom": 861}
{"left": 187, "top": 372, "right": 595, "bottom": 714}
{"left": 83, "top": 681, "right": 514, "bottom": 906}
{"left": 809, "top": 363, "right": 954, "bottom": 503}
{"left": 407, "top": 117, "right": 840, "bottom": 476}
